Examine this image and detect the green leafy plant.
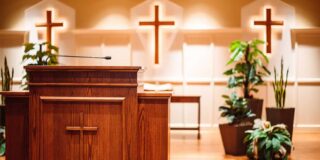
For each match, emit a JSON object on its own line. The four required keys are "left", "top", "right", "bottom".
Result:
{"left": 23, "top": 42, "right": 59, "bottom": 65}
{"left": 224, "top": 40, "right": 271, "bottom": 98}
{"left": 22, "top": 42, "right": 59, "bottom": 90}
{"left": 244, "top": 119, "right": 292, "bottom": 160}
{"left": 219, "top": 92, "right": 256, "bottom": 125}
{"left": 1, "top": 57, "right": 14, "bottom": 104}
{"left": 273, "top": 58, "right": 289, "bottom": 109}
{"left": 0, "top": 127, "right": 5, "bottom": 156}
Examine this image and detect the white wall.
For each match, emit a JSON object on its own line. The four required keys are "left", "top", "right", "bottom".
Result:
{"left": 1, "top": 0, "right": 320, "bottom": 128}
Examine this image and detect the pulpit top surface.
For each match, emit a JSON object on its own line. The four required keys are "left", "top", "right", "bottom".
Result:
{"left": 25, "top": 66, "right": 141, "bottom": 72}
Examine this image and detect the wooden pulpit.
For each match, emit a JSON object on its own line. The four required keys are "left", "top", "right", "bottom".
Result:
{"left": 1, "top": 66, "right": 171, "bottom": 160}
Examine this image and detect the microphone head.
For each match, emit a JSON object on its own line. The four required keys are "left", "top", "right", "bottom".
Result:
{"left": 104, "top": 56, "right": 112, "bottom": 60}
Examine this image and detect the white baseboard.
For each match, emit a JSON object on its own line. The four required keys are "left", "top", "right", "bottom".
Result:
{"left": 170, "top": 123, "right": 213, "bottom": 128}
{"left": 295, "top": 124, "right": 320, "bottom": 128}
{"left": 170, "top": 123, "right": 320, "bottom": 129}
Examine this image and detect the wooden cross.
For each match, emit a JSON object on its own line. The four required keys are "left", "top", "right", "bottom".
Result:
{"left": 254, "top": 8, "right": 283, "bottom": 53}
{"left": 66, "top": 112, "right": 98, "bottom": 160}
{"left": 35, "top": 10, "right": 63, "bottom": 46}
{"left": 139, "top": 5, "right": 175, "bottom": 64}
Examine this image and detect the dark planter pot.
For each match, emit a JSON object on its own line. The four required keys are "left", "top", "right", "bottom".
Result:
{"left": 255, "top": 150, "right": 290, "bottom": 160}
{"left": 266, "top": 108, "right": 295, "bottom": 138}
{"left": 219, "top": 123, "right": 252, "bottom": 155}
{"left": 0, "top": 105, "right": 4, "bottom": 126}
{"left": 266, "top": 108, "right": 295, "bottom": 154}
{"left": 247, "top": 98, "right": 263, "bottom": 119}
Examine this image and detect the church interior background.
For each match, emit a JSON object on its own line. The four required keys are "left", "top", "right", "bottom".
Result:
{"left": 0, "top": 0, "right": 320, "bottom": 159}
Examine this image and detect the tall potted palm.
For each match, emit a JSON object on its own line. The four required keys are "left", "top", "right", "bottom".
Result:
{"left": 219, "top": 92, "right": 255, "bottom": 155}
{"left": 267, "top": 58, "right": 294, "bottom": 141}
{"left": 224, "top": 40, "right": 270, "bottom": 118}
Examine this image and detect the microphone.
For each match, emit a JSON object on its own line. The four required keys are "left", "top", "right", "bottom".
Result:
{"left": 57, "top": 55, "right": 112, "bottom": 60}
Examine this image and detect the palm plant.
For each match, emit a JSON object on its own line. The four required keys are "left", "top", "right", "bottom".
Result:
{"left": 273, "top": 58, "right": 289, "bottom": 109}
{"left": 244, "top": 119, "right": 292, "bottom": 160}
{"left": 21, "top": 42, "right": 59, "bottom": 90}
{"left": 224, "top": 40, "right": 270, "bottom": 98}
{"left": 219, "top": 92, "right": 256, "bottom": 125}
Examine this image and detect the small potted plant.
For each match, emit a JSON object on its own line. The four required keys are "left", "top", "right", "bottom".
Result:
{"left": 1, "top": 57, "right": 14, "bottom": 104}
{"left": 266, "top": 58, "right": 294, "bottom": 140}
{"left": 0, "top": 127, "right": 4, "bottom": 156}
{"left": 0, "top": 56, "right": 14, "bottom": 156}
{"left": 22, "top": 42, "right": 59, "bottom": 90}
{"left": 244, "top": 119, "right": 292, "bottom": 160}
{"left": 219, "top": 92, "right": 255, "bottom": 155}
{"left": 224, "top": 40, "right": 270, "bottom": 118}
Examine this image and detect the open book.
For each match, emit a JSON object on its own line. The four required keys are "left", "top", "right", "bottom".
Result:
{"left": 143, "top": 83, "right": 173, "bottom": 92}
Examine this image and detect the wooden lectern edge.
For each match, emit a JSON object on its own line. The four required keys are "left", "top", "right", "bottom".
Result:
{"left": 28, "top": 82, "right": 139, "bottom": 87}
{"left": 138, "top": 92, "right": 172, "bottom": 99}
{"left": 24, "top": 65, "right": 142, "bottom": 72}
{"left": 0, "top": 91, "right": 29, "bottom": 97}
{"left": 40, "top": 96, "right": 125, "bottom": 103}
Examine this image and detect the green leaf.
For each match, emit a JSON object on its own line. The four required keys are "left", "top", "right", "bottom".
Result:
{"left": 222, "top": 95, "right": 229, "bottom": 99}
{"left": 0, "top": 142, "right": 5, "bottom": 156}
{"left": 262, "top": 65, "right": 271, "bottom": 75}
{"left": 48, "top": 44, "right": 59, "bottom": 53}
{"left": 259, "top": 50, "right": 269, "bottom": 63}
{"left": 272, "top": 138, "right": 281, "bottom": 152}
{"left": 266, "top": 139, "right": 272, "bottom": 149}
{"left": 250, "top": 88, "right": 259, "bottom": 93}
{"left": 258, "top": 137, "right": 267, "bottom": 149}
{"left": 223, "top": 69, "right": 234, "bottom": 75}
{"left": 255, "top": 59, "right": 262, "bottom": 67}
{"left": 24, "top": 43, "right": 35, "bottom": 53}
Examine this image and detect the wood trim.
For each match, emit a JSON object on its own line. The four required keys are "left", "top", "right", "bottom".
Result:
{"left": 11, "top": 80, "right": 318, "bottom": 87}
{"left": 40, "top": 96, "right": 125, "bottom": 102}
{"left": 181, "top": 28, "right": 257, "bottom": 35}
{"left": 186, "top": 82, "right": 211, "bottom": 85}
{"left": 291, "top": 28, "right": 320, "bottom": 35}
{"left": 28, "top": 83, "right": 138, "bottom": 87}
{"left": 214, "top": 81, "right": 295, "bottom": 86}
{"left": 0, "top": 30, "right": 28, "bottom": 35}
{"left": 0, "top": 80, "right": 22, "bottom": 85}
{"left": 0, "top": 91, "right": 29, "bottom": 97}
{"left": 138, "top": 92, "right": 172, "bottom": 99}
{"left": 298, "top": 81, "right": 320, "bottom": 86}
{"left": 73, "top": 29, "right": 133, "bottom": 35}
{"left": 25, "top": 66, "right": 141, "bottom": 72}
{"left": 214, "top": 81, "right": 228, "bottom": 86}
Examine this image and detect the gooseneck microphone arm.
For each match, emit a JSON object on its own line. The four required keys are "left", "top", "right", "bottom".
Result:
{"left": 57, "top": 55, "right": 112, "bottom": 60}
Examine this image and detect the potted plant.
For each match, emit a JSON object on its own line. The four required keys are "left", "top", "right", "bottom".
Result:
{"left": 0, "top": 56, "right": 14, "bottom": 156}
{"left": 266, "top": 58, "right": 294, "bottom": 140}
{"left": 1, "top": 57, "right": 14, "bottom": 104}
{"left": 219, "top": 92, "right": 255, "bottom": 155}
{"left": 0, "top": 127, "right": 4, "bottom": 156}
{"left": 244, "top": 119, "right": 292, "bottom": 160}
{"left": 22, "top": 42, "right": 59, "bottom": 90}
{"left": 224, "top": 40, "right": 270, "bottom": 118}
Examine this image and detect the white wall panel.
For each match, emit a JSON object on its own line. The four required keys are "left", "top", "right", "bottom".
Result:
{"left": 0, "top": 33, "right": 26, "bottom": 80}
{"left": 297, "top": 86, "right": 320, "bottom": 125}
{"left": 184, "top": 85, "right": 214, "bottom": 127}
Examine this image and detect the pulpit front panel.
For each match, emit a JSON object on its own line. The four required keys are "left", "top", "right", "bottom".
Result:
{"left": 40, "top": 96, "right": 125, "bottom": 160}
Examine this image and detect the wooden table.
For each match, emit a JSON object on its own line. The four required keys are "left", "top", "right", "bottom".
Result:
{"left": 170, "top": 95, "right": 201, "bottom": 139}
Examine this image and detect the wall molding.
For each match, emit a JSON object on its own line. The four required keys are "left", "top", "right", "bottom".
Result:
{"left": 8, "top": 79, "right": 320, "bottom": 86}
